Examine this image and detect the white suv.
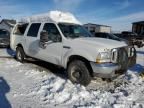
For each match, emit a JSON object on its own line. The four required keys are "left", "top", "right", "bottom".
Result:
{"left": 11, "top": 11, "right": 136, "bottom": 86}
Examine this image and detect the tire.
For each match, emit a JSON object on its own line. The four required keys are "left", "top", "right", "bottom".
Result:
{"left": 67, "top": 60, "right": 91, "bottom": 86}
{"left": 16, "top": 47, "right": 26, "bottom": 63}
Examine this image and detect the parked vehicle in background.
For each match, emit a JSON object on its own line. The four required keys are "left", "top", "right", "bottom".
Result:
{"left": 95, "top": 32, "right": 128, "bottom": 43}
{"left": 117, "top": 31, "right": 143, "bottom": 48}
{"left": 0, "top": 29, "right": 10, "bottom": 47}
{"left": 139, "top": 32, "right": 144, "bottom": 46}
{"left": 11, "top": 11, "right": 136, "bottom": 86}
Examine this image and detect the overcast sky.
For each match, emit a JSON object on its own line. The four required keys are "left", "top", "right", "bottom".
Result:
{"left": 0, "top": 0, "right": 144, "bottom": 32}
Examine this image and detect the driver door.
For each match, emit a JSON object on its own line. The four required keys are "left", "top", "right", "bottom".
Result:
{"left": 38, "top": 23, "right": 63, "bottom": 66}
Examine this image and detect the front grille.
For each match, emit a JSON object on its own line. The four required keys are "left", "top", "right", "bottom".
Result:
{"left": 123, "top": 46, "right": 136, "bottom": 57}
{"left": 111, "top": 49, "right": 118, "bottom": 63}
{"left": 110, "top": 46, "right": 136, "bottom": 70}
{"left": 117, "top": 48, "right": 128, "bottom": 63}
{"left": 128, "top": 47, "right": 135, "bottom": 57}
{"left": 111, "top": 47, "right": 128, "bottom": 63}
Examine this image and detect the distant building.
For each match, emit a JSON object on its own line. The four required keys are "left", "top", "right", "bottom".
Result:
{"left": 84, "top": 23, "right": 111, "bottom": 34}
{"left": 132, "top": 21, "right": 144, "bottom": 35}
{"left": 0, "top": 19, "right": 16, "bottom": 33}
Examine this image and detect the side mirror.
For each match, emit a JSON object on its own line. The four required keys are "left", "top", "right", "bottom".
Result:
{"left": 39, "top": 30, "right": 49, "bottom": 49}
{"left": 40, "top": 30, "right": 49, "bottom": 43}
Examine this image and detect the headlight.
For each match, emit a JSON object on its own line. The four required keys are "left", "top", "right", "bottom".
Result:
{"left": 96, "top": 52, "right": 111, "bottom": 63}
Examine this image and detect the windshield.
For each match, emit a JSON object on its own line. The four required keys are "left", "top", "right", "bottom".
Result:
{"left": 107, "top": 33, "right": 122, "bottom": 41}
{"left": 58, "top": 23, "right": 93, "bottom": 38}
{"left": 0, "top": 30, "right": 9, "bottom": 39}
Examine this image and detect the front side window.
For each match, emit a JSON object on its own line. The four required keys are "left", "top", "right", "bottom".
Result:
{"left": 58, "top": 23, "right": 93, "bottom": 38}
{"left": 27, "top": 23, "right": 41, "bottom": 37}
{"left": 107, "top": 33, "right": 121, "bottom": 41}
{"left": 14, "top": 23, "right": 28, "bottom": 35}
{"left": 43, "top": 23, "right": 61, "bottom": 42}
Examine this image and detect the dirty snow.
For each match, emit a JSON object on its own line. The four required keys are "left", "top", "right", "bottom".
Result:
{"left": 0, "top": 47, "right": 144, "bottom": 108}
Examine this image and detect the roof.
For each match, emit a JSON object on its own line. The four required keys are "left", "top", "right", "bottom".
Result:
{"left": 19, "top": 11, "right": 81, "bottom": 25}
{"left": 84, "top": 23, "right": 111, "bottom": 27}
{"left": 0, "top": 19, "right": 16, "bottom": 27}
{"left": 133, "top": 21, "right": 144, "bottom": 25}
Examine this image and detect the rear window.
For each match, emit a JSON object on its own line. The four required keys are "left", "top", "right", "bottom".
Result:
{"left": 27, "top": 23, "right": 41, "bottom": 37}
{"left": 14, "top": 23, "right": 28, "bottom": 35}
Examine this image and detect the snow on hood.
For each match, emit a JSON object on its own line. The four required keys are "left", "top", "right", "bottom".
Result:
{"left": 19, "top": 10, "right": 81, "bottom": 24}
{"left": 73, "top": 37, "right": 127, "bottom": 50}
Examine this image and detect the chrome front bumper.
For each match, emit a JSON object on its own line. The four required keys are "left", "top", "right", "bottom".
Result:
{"left": 90, "top": 62, "right": 122, "bottom": 78}
{"left": 90, "top": 46, "right": 136, "bottom": 78}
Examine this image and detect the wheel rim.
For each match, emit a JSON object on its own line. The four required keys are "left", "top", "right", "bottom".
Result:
{"left": 17, "top": 50, "right": 22, "bottom": 60}
{"left": 71, "top": 66, "right": 82, "bottom": 82}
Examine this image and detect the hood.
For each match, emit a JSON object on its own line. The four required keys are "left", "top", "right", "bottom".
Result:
{"left": 71, "top": 37, "right": 127, "bottom": 50}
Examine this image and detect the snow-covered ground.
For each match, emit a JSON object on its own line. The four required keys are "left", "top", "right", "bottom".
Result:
{"left": 0, "top": 47, "right": 144, "bottom": 108}
{"left": 0, "top": 48, "right": 15, "bottom": 58}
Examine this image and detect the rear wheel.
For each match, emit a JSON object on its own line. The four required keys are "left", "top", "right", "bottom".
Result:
{"left": 67, "top": 60, "right": 91, "bottom": 86}
{"left": 16, "top": 47, "right": 26, "bottom": 63}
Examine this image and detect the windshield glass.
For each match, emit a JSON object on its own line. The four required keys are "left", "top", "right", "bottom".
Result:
{"left": 58, "top": 23, "right": 93, "bottom": 38}
{"left": 107, "top": 33, "right": 122, "bottom": 41}
{"left": 0, "top": 30, "right": 9, "bottom": 39}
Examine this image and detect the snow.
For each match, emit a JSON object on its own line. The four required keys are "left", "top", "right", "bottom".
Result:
{"left": 0, "top": 48, "right": 15, "bottom": 58}
{"left": 0, "top": 47, "right": 144, "bottom": 108}
{"left": 19, "top": 10, "right": 81, "bottom": 25}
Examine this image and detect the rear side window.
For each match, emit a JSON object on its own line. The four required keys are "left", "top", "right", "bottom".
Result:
{"left": 27, "top": 23, "right": 41, "bottom": 37}
{"left": 14, "top": 23, "right": 28, "bottom": 35}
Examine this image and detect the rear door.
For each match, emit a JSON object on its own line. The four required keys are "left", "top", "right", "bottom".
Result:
{"left": 25, "top": 23, "right": 41, "bottom": 58}
{"left": 11, "top": 23, "right": 28, "bottom": 50}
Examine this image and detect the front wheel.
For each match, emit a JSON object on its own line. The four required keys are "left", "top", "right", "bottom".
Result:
{"left": 16, "top": 47, "right": 26, "bottom": 63}
{"left": 67, "top": 60, "right": 91, "bottom": 86}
